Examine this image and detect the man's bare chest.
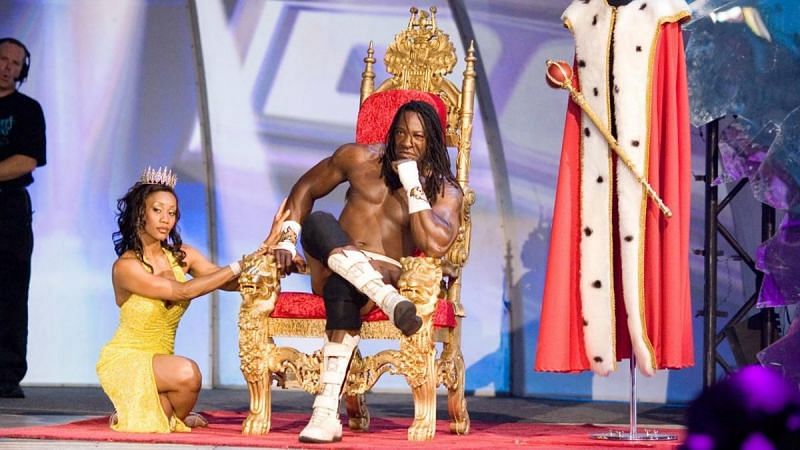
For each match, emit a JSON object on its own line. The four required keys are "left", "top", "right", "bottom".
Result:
{"left": 345, "top": 179, "right": 408, "bottom": 226}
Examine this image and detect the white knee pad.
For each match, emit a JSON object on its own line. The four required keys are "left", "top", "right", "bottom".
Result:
{"left": 327, "top": 250, "right": 420, "bottom": 335}
{"left": 327, "top": 250, "right": 401, "bottom": 316}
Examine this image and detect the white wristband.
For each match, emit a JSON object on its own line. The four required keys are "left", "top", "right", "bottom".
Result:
{"left": 397, "top": 160, "right": 431, "bottom": 214}
{"left": 228, "top": 261, "right": 242, "bottom": 276}
{"left": 275, "top": 220, "right": 301, "bottom": 257}
{"left": 275, "top": 240, "right": 297, "bottom": 258}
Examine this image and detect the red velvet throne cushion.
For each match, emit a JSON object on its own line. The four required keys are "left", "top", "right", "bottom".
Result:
{"left": 271, "top": 89, "right": 456, "bottom": 329}
{"left": 272, "top": 292, "right": 457, "bottom": 328}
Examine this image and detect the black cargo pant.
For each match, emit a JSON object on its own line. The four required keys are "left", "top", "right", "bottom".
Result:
{"left": 301, "top": 211, "right": 369, "bottom": 331}
{"left": 0, "top": 187, "right": 33, "bottom": 387}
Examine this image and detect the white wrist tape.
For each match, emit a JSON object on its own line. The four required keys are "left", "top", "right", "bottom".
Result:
{"left": 275, "top": 220, "right": 301, "bottom": 258}
{"left": 397, "top": 161, "right": 431, "bottom": 214}
{"left": 228, "top": 261, "right": 242, "bottom": 276}
{"left": 275, "top": 241, "right": 297, "bottom": 258}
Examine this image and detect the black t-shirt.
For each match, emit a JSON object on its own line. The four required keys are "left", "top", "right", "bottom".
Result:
{"left": 0, "top": 91, "right": 47, "bottom": 188}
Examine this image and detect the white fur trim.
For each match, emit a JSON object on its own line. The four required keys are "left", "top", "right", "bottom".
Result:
{"left": 565, "top": 0, "right": 616, "bottom": 377}
{"left": 562, "top": 0, "right": 689, "bottom": 376}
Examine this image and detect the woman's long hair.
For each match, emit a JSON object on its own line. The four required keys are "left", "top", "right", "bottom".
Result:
{"left": 112, "top": 182, "right": 186, "bottom": 271}
{"left": 380, "top": 100, "right": 458, "bottom": 200}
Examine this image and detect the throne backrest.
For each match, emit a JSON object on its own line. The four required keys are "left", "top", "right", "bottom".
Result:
{"left": 357, "top": 6, "right": 476, "bottom": 313}
{"left": 355, "top": 89, "right": 448, "bottom": 145}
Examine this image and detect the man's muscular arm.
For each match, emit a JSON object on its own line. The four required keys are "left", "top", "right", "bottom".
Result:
{"left": 408, "top": 182, "right": 463, "bottom": 257}
{"left": 273, "top": 144, "right": 361, "bottom": 272}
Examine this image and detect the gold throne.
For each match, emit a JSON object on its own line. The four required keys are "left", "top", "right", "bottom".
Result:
{"left": 237, "top": 6, "right": 476, "bottom": 441}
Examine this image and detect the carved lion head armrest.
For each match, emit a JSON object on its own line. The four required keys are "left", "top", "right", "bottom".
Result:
{"left": 398, "top": 256, "right": 443, "bottom": 318}
{"left": 239, "top": 252, "right": 281, "bottom": 315}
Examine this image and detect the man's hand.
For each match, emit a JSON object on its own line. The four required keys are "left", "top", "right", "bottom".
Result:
{"left": 292, "top": 254, "right": 308, "bottom": 274}
{"left": 274, "top": 248, "right": 307, "bottom": 276}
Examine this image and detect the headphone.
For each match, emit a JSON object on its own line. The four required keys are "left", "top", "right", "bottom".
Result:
{"left": 0, "top": 37, "right": 31, "bottom": 85}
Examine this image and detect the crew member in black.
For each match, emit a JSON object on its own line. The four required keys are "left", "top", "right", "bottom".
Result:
{"left": 0, "top": 37, "right": 46, "bottom": 399}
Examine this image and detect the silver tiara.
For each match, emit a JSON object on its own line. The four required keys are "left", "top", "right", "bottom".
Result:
{"left": 139, "top": 166, "right": 177, "bottom": 188}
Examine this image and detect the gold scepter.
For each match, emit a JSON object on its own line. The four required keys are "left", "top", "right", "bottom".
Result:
{"left": 545, "top": 59, "right": 672, "bottom": 218}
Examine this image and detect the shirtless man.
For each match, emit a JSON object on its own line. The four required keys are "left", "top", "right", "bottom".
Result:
{"left": 272, "top": 100, "right": 463, "bottom": 443}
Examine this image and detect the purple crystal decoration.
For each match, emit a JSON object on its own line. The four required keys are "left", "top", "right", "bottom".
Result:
{"left": 714, "top": 118, "right": 776, "bottom": 186}
{"left": 758, "top": 313, "right": 800, "bottom": 386}
{"left": 751, "top": 107, "right": 800, "bottom": 212}
{"left": 756, "top": 214, "right": 800, "bottom": 308}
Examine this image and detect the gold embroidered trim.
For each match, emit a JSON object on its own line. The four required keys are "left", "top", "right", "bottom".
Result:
{"left": 634, "top": 15, "right": 686, "bottom": 369}
{"left": 607, "top": 6, "right": 618, "bottom": 370}
{"left": 268, "top": 319, "right": 325, "bottom": 337}
{"left": 267, "top": 318, "right": 453, "bottom": 341}
{"left": 665, "top": 11, "right": 691, "bottom": 25}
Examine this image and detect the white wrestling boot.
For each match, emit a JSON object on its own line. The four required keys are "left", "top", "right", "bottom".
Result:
{"left": 327, "top": 249, "right": 422, "bottom": 336}
{"left": 299, "top": 334, "right": 360, "bottom": 443}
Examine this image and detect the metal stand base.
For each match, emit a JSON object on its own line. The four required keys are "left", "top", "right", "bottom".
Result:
{"left": 589, "top": 356, "right": 678, "bottom": 442}
{"left": 591, "top": 430, "right": 677, "bottom": 441}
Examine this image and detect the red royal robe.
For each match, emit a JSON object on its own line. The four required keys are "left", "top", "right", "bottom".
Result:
{"left": 535, "top": 1, "right": 694, "bottom": 376}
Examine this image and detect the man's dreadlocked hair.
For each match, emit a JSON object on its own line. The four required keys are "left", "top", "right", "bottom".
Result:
{"left": 380, "top": 100, "right": 458, "bottom": 200}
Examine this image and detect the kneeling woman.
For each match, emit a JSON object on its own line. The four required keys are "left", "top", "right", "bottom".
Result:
{"left": 97, "top": 167, "right": 286, "bottom": 433}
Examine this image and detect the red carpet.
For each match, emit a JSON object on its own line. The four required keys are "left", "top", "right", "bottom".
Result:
{"left": 0, "top": 410, "right": 685, "bottom": 449}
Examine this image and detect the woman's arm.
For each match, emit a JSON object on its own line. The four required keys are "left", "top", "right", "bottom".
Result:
{"left": 183, "top": 200, "right": 293, "bottom": 292}
{"left": 182, "top": 244, "right": 241, "bottom": 292}
{"left": 113, "top": 253, "right": 239, "bottom": 303}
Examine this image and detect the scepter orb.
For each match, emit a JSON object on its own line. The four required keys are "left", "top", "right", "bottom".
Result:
{"left": 546, "top": 60, "right": 573, "bottom": 89}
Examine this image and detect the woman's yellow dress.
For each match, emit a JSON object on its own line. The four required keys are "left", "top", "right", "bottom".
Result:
{"left": 96, "top": 250, "right": 192, "bottom": 433}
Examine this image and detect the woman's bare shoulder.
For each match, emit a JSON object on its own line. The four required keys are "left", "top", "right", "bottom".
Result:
{"left": 112, "top": 251, "right": 142, "bottom": 275}
{"left": 114, "top": 251, "right": 139, "bottom": 265}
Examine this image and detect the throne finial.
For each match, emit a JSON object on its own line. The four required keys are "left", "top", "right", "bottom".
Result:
{"left": 408, "top": 7, "right": 418, "bottom": 29}
{"left": 385, "top": 5, "right": 456, "bottom": 89}
{"left": 407, "top": 6, "right": 438, "bottom": 33}
{"left": 360, "top": 41, "right": 376, "bottom": 105}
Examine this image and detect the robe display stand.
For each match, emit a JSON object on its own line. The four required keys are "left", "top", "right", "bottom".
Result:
{"left": 590, "top": 355, "right": 677, "bottom": 441}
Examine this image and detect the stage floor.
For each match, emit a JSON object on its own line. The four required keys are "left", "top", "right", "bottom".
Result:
{"left": 0, "top": 387, "right": 686, "bottom": 449}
